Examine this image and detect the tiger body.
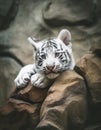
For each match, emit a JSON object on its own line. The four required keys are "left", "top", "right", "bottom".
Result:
{"left": 14, "top": 29, "right": 75, "bottom": 88}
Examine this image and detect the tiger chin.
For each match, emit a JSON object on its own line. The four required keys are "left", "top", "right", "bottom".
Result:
{"left": 14, "top": 29, "right": 75, "bottom": 89}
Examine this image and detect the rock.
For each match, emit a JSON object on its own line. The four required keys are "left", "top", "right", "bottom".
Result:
{"left": 75, "top": 48, "right": 101, "bottom": 130}
{"left": 0, "top": 81, "right": 49, "bottom": 130}
{"left": 0, "top": 57, "right": 21, "bottom": 106}
{"left": 43, "top": 0, "right": 96, "bottom": 27}
{"left": 75, "top": 49, "right": 101, "bottom": 104}
{"left": 0, "top": 110, "right": 38, "bottom": 130}
{"left": 36, "top": 70, "right": 87, "bottom": 130}
{"left": 0, "top": 0, "right": 19, "bottom": 30}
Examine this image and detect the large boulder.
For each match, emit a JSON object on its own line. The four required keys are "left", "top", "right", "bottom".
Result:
{"left": 75, "top": 48, "right": 101, "bottom": 130}
{"left": 43, "top": 0, "right": 96, "bottom": 27}
{"left": 0, "top": 0, "right": 19, "bottom": 30}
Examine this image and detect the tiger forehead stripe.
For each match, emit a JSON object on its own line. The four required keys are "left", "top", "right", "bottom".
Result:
{"left": 49, "top": 40, "right": 58, "bottom": 49}
{"left": 41, "top": 39, "right": 58, "bottom": 50}
{"left": 49, "top": 39, "right": 64, "bottom": 51}
{"left": 46, "top": 40, "right": 57, "bottom": 49}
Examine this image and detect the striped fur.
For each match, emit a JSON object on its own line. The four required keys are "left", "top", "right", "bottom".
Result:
{"left": 14, "top": 29, "right": 75, "bottom": 88}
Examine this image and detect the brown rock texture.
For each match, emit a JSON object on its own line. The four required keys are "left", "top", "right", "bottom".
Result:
{"left": 36, "top": 70, "right": 87, "bottom": 130}
{"left": 75, "top": 48, "right": 101, "bottom": 130}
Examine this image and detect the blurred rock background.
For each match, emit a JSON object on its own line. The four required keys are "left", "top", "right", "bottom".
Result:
{"left": 0, "top": 0, "right": 101, "bottom": 106}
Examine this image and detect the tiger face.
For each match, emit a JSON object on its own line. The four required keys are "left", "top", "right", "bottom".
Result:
{"left": 28, "top": 29, "right": 75, "bottom": 79}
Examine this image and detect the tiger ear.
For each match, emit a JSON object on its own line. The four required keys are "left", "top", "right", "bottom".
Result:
{"left": 28, "top": 37, "right": 38, "bottom": 50}
{"left": 57, "top": 29, "right": 71, "bottom": 46}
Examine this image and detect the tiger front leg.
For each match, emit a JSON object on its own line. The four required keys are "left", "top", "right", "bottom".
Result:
{"left": 14, "top": 64, "right": 35, "bottom": 88}
{"left": 31, "top": 73, "right": 50, "bottom": 88}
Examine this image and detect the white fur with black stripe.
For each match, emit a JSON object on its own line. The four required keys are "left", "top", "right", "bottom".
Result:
{"left": 14, "top": 29, "right": 75, "bottom": 88}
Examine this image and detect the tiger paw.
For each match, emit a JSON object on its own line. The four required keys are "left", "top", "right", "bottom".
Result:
{"left": 14, "top": 64, "right": 35, "bottom": 88}
{"left": 31, "top": 73, "right": 49, "bottom": 88}
{"left": 14, "top": 73, "right": 30, "bottom": 88}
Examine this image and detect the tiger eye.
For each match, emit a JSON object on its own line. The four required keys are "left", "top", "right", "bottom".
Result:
{"left": 55, "top": 52, "right": 60, "bottom": 57}
{"left": 41, "top": 54, "right": 46, "bottom": 59}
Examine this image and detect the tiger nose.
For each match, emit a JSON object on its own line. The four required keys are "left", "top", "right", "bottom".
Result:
{"left": 46, "top": 65, "right": 55, "bottom": 71}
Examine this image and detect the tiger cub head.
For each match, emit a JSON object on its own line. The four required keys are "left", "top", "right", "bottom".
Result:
{"left": 28, "top": 29, "right": 75, "bottom": 79}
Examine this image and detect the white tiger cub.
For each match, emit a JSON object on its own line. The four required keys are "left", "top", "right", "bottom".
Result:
{"left": 14, "top": 29, "right": 75, "bottom": 89}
